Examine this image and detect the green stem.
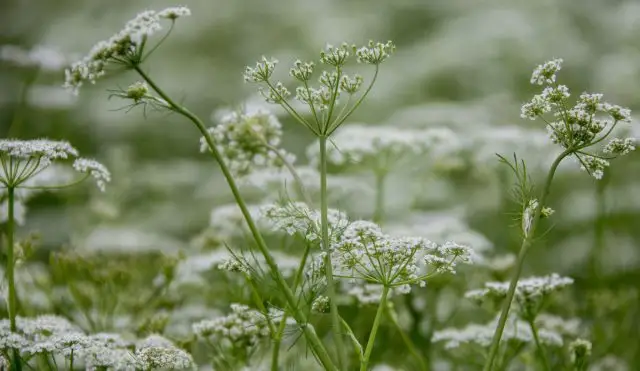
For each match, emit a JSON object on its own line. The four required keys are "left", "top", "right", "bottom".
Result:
{"left": 271, "top": 243, "right": 312, "bottom": 371}
{"left": 360, "top": 286, "right": 389, "bottom": 371}
{"left": 373, "top": 171, "right": 386, "bottom": 224}
{"left": 246, "top": 276, "right": 276, "bottom": 335}
{"left": 483, "top": 149, "right": 572, "bottom": 371}
{"left": 133, "top": 65, "right": 337, "bottom": 371}
{"left": 527, "top": 317, "right": 550, "bottom": 371}
{"left": 5, "top": 187, "right": 22, "bottom": 371}
{"left": 386, "top": 304, "right": 427, "bottom": 371}
{"left": 319, "top": 136, "right": 347, "bottom": 369}
{"left": 69, "top": 349, "right": 74, "bottom": 371}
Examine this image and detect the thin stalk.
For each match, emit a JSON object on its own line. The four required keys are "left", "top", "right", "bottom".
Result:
{"left": 133, "top": 65, "right": 337, "bottom": 371}
{"left": 246, "top": 276, "right": 276, "bottom": 335}
{"left": 69, "top": 349, "right": 74, "bottom": 371}
{"left": 271, "top": 242, "right": 312, "bottom": 371}
{"left": 5, "top": 187, "right": 22, "bottom": 371}
{"left": 319, "top": 136, "right": 347, "bottom": 369}
{"left": 483, "top": 148, "right": 572, "bottom": 371}
{"left": 527, "top": 318, "right": 550, "bottom": 371}
{"left": 385, "top": 304, "right": 427, "bottom": 371}
{"left": 360, "top": 286, "right": 389, "bottom": 371}
{"left": 373, "top": 171, "right": 386, "bottom": 224}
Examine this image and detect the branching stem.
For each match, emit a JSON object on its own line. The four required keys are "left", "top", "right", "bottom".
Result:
{"left": 133, "top": 65, "right": 337, "bottom": 371}
{"left": 483, "top": 148, "right": 572, "bottom": 371}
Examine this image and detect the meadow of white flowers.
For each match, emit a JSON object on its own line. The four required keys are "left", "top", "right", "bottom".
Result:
{"left": 1, "top": 1, "right": 639, "bottom": 370}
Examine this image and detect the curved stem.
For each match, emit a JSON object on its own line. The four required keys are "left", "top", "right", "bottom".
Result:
{"left": 386, "top": 303, "right": 428, "bottom": 371}
{"left": 527, "top": 317, "right": 550, "bottom": 371}
{"left": 483, "top": 148, "right": 572, "bottom": 371}
{"left": 319, "top": 136, "right": 347, "bottom": 369}
{"left": 133, "top": 65, "right": 337, "bottom": 371}
{"left": 360, "top": 285, "right": 389, "bottom": 371}
{"left": 340, "top": 316, "right": 364, "bottom": 363}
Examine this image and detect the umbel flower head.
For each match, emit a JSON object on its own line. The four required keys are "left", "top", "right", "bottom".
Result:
{"left": 0, "top": 139, "right": 110, "bottom": 191}
{"left": 192, "top": 303, "right": 271, "bottom": 351}
{"left": 331, "top": 220, "right": 471, "bottom": 290}
{"left": 433, "top": 314, "right": 563, "bottom": 351}
{"left": 200, "top": 109, "right": 295, "bottom": 177}
{"left": 243, "top": 40, "right": 395, "bottom": 137}
{"left": 521, "top": 58, "right": 636, "bottom": 179}
{"left": 465, "top": 273, "right": 574, "bottom": 318}
{"left": 64, "top": 6, "right": 191, "bottom": 94}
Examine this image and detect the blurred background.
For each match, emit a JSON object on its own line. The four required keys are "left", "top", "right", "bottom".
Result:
{"left": 1, "top": 0, "right": 639, "bottom": 369}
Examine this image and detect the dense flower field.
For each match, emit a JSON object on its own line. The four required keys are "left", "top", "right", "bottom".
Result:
{"left": 1, "top": 1, "right": 639, "bottom": 370}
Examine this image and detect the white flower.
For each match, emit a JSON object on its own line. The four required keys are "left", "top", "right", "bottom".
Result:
{"left": 260, "top": 201, "right": 349, "bottom": 243}
{"left": 320, "top": 43, "right": 352, "bottom": 66}
{"left": 465, "top": 273, "right": 574, "bottom": 308}
{"left": 136, "top": 334, "right": 176, "bottom": 350}
{"left": 355, "top": 40, "right": 396, "bottom": 65}
{"left": 578, "top": 155, "right": 609, "bottom": 180}
{"left": 64, "top": 7, "right": 187, "bottom": 94}
{"left": 603, "top": 137, "right": 635, "bottom": 155}
{"left": 200, "top": 109, "right": 295, "bottom": 177}
{"left": 157, "top": 6, "right": 191, "bottom": 20}
{"left": 530, "top": 58, "right": 563, "bottom": 85}
{"left": 290, "top": 60, "right": 315, "bottom": 81}
{"left": 520, "top": 94, "right": 552, "bottom": 120}
{"left": 73, "top": 158, "right": 111, "bottom": 192}
{"left": 135, "top": 346, "right": 194, "bottom": 370}
{"left": 332, "top": 220, "right": 465, "bottom": 287}
{"left": 433, "top": 315, "right": 563, "bottom": 350}
{"left": 193, "top": 304, "right": 270, "bottom": 348}
{"left": 244, "top": 56, "right": 278, "bottom": 82}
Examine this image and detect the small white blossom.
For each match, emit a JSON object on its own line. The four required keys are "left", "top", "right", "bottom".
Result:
{"left": 356, "top": 40, "right": 396, "bottom": 65}
{"left": 320, "top": 43, "right": 352, "bottom": 66}
{"left": 569, "top": 338, "right": 592, "bottom": 365}
{"left": 289, "top": 60, "right": 314, "bottom": 81}
{"left": 260, "top": 201, "right": 349, "bottom": 243}
{"left": 73, "top": 158, "right": 111, "bottom": 191}
{"left": 193, "top": 304, "right": 270, "bottom": 349}
{"left": 135, "top": 346, "right": 195, "bottom": 370}
{"left": 520, "top": 95, "right": 552, "bottom": 120}
{"left": 200, "top": 109, "right": 295, "bottom": 177}
{"left": 530, "top": 58, "right": 563, "bottom": 85}
{"left": 244, "top": 56, "right": 278, "bottom": 82}
{"left": 157, "top": 6, "right": 191, "bottom": 20}
{"left": 603, "top": 137, "right": 635, "bottom": 155}
{"left": 578, "top": 155, "right": 609, "bottom": 180}
{"left": 433, "top": 315, "right": 563, "bottom": 350}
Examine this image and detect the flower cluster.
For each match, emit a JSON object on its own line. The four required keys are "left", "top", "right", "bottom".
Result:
{"left": 243, "top": 40, "right": 394, "bottom": 135}
{"left": 433, "top": 315, "right": 563, "bottom": 350}
{"left": 192, "top": 304, "right": 271, "bottom": 350}
{"left": 200, "top": 109, "right": 295, "bottom": 177}
{"left": 465, "top": 273, "right": 574, "bottom": 317}
{"left": 306, "top": 124, "right": 458, "bottom": 171}
{"left": 0, "top": 139, "right": 109, "bottom": 191}
{"left": 260, "top": 201, "right": 349, "bottom": 244}
{"left": 331, "top": 220, "right": 471, "bottom": 288}
{"left": 520, "top": 58, "right": 635, "bottom": 179}
{"left": 64, "top": 7, "right": 191, "bottom": 94}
